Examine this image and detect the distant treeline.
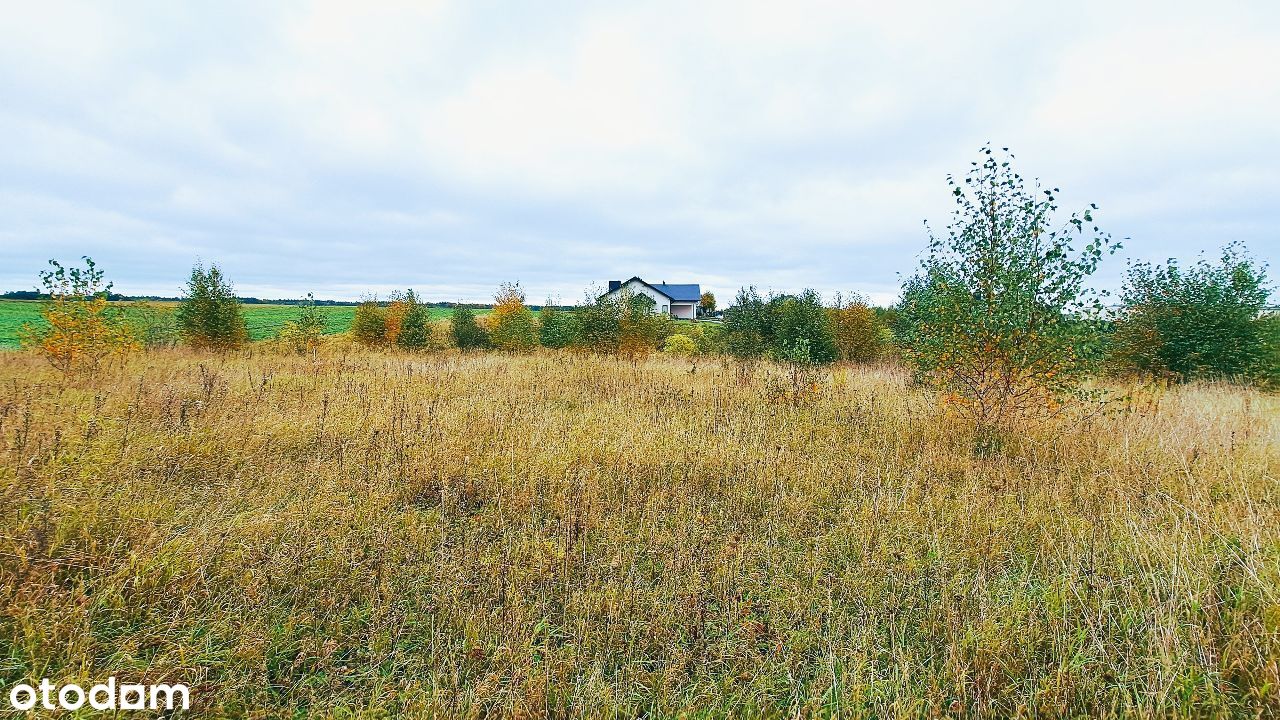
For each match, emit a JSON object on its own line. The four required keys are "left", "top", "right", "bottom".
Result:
{"left": 0, "top": 290, "right": 568, "bottom": 310}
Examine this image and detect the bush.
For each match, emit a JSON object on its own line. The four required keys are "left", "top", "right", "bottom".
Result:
{"left": 394, "top": 291, "right": 433, "bottom": 350}
{"left": 619, "top": 293, "right": 672, "bottom": 360}
{"left": 897, "top": 146, "right": 1117, "bottom": 428}
{"left": 829, "top": 295, "right": 883, "bottom": 362}
{"left": 20, "top": 256, "right": 138, "bottom": 372}
{"left": 489, "top": 282, "right": 537, "bottom": 352}
{"left": 451, "top": 305, "right": 488, "bottom": 350}
{"left": 663, "top": 333, "right": 698, "bottom": 356}
{"left": 351, "top": 298, "right": 387, "bottom": 347}
{"left": 1110, "top": 243, "right": 1273, "bottom": 384}
{"left": 278, "top": 293, "right": 327, "bottom": 354}
{"left": 722, "top": 287, "right": 770, "bottom": 360}
{"left": 538, "top": 303, "right": 579, "bottom": 348}
{"left": 721, "top": 287, "right": 837, "bottom": 365}
{"left": 383, "top": 291, "right": 414, "bottom": 345}
{"left": 770, "top": 290, "right": 838, "bottom": 364}
{"left": 574, "top": 287, "right": 625, "bottom": 353}
{"left": 177, "top": 262, "right": 248, "bottom": 350}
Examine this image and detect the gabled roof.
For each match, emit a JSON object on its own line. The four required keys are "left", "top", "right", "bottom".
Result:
{"left": 603, "top": 276, "right": 701, "bottom": 303}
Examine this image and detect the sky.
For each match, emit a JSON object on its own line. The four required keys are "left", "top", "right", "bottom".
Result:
{"left": 2, "top": 1, "right": 1277, "bottom": 306}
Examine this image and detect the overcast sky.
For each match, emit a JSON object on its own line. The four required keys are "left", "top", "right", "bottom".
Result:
{"left": 2, "top": 1, "right": 1277, "bottom": 305}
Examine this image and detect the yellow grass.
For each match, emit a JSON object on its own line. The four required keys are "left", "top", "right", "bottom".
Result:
{"left": 1, "top": 348, "right": 1277, "bottom": 718}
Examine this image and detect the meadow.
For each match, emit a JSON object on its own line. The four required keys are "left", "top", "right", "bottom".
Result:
{"left": 0, "top": 300, "right": 470, "bottom": 349}
{"left": 1, "top": 347, "right": 1276, "bottom": 718}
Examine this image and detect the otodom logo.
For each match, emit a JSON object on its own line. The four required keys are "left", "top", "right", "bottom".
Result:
{"left": 7, "top": 678, "right": 190, "bottom": 712}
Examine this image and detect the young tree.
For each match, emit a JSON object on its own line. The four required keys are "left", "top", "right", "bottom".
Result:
{"left": 351, "top": 297, "right": 388, "bottom": 347}
{"left": 722, "top": 286, "right": 770, "bottom": 360}
{"left": 451, "top": 304, "right": 489, "bottom": 350}
{"left": 538, "top": 301, "right": 579, "bottom": 348}
{"left": 383, "top": 291, "right": 413, "bottom": 345}
{"left": 574, "top": 286, "right": 625, "bottom": 353}
{"left": 829, "top": 294, "right": 884, "bottom": 362}
{"left": 20, "top": 256, "right": 137, "bottom": 372}
{"left": 278, "top": 293, "right": 327, "bottom": 354}
{"left": 177, "top": 262, "right": 248, "bottom": 350}
{"left": 1110, "top": 242, "right": 1272, "bottom": 384}
{"left": 618, "top": 292, "right": 672, "bottom": 360}
{"left": 897, "top": 146, "right": 1117, "bottom": 428}
{"left": 488, "top": 282, "right": 538, "bottom": 352}
{"left": 699, "top": 291, "right": 717, "bottom": 317}
{"left": 394, "top": 290, "right": 432, "bottom": 350}
{"left": 770, "top": 289, "right": 838, "bottom": 364}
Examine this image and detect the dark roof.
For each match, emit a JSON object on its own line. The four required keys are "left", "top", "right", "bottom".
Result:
{"left": 602, "top": 277, "right": 701, "bottom": 303}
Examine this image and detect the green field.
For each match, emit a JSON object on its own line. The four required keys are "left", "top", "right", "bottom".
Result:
{"left": 0, "top": 299, "right": 471, "bottom": 348}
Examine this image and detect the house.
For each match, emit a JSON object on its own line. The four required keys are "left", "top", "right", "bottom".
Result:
{"left": 602, "top": 277, "right": 701, "bottom": 320}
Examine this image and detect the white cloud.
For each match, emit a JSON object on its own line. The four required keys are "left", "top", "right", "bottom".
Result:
{"left": 1, "top": 1, "right": 1277, "bottom": 303}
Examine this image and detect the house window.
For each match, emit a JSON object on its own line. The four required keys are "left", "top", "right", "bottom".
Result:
{"left": 661, "top": 304, "right": 668, "bottom": 313}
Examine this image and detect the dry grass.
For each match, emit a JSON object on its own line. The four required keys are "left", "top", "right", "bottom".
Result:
{"left": 1, "top": 348, "right": 1277, "bottom": 718}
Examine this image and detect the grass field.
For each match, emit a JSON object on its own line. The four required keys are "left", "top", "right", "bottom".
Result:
{"left": 0, "top": 299, "right": 471, "bottom": 349}
{"left": 1, "top": 348, "right": 1276, "bottom": 717}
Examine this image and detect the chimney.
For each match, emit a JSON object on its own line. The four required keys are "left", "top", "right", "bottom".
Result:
{"left": 608, "top": 280, "right": 621, "bottom": 292}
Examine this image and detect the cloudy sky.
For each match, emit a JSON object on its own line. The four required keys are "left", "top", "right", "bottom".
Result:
{"left": 2, "top": 1, "right": 1277, "bottom": 305}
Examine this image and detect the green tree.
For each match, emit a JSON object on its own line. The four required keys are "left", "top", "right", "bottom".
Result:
{"left": 278, "top": 293, "right": 327, "bottom": 354}
{"left": 770, "top": 289, "right": 838, "bottom": 364}
{"left": 451, "top": 304, "right": 488, "bottom": 350}
{"left": 351, "top": 297, "right": 387, "bottom": 347}
{"left": 574, "top": 286, "right": 625, "bottom": 353}
{"left": 722, "top": 286, "right": 769, "bottom": 360}
{"left": 619, "top": 292, "right": 672, "bottom": 360}
{"left": 1110, "top": 243, "right": 1272, "bottom": 383}
{"left": 539, "top": 301, "right": 579, "bottom": 348}
{"left": 177, "top": 262, "right": 248, "bottom": 350}
{"left": 394, "top": 290, "right": 432, "bottom": 350}
{"left": 897, "top": 146, "right": 1117, "bottom": 427}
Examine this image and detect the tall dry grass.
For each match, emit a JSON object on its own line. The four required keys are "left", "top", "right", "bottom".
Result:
{"left": 1, "top": 348, "right": 1277, "bottom": 718}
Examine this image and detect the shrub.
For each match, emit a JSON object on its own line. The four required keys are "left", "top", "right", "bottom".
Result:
{"left": 19, "top": 256, "right": 137, "bottom": 372}
{"left": 1110, "top": 243, "right": 1273, "bottom": 384}
{"left": 538, "top": 302, "right": 579, "bottom": 348}
{"left": 574, "top": 287, "right": 625, "bottom": 353}
{"left": 722, "top": 286, "right": 770, "bottom": 360}
{"left": 383, "top": 291, "right": 413, "bottom": 345}
{"left": 770, "top": 290, "right": 838, "bottom": 364}
{"left": 829, "top": 294, "right": 884, "bottom": 362}
{"left": 177, "top": 262, "right": 248, "bottom": 350}
{"left": 663, "top": 333, "right": 698, "bottom": 356}
{"left": 619, "top": 293, "right": 672, "bottom": 360}
{"left": 278, "top": 293, "right": 327, "bottom": 354}
{"left": 897, "top": 146, "right": 1117, "bottom": 428}
{"left": 351, "top": 298, "right": 387, "bottom": 347}
{"left": 489, "top": 282, "right": 537, "bottom": 352}
{"left": 394, "top": 291, "right": 433, "bottom": 350}
{"left": 451, "top": 305, "right": 489, "bottom": 350}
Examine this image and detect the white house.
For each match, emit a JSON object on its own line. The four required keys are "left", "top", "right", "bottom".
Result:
{"left": 602, "top": 277, "right": 702, "bottom": 319}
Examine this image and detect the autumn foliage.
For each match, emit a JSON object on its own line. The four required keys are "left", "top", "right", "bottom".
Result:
{"left": 20, "top": 257, "right": 137, "bottom": 373}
